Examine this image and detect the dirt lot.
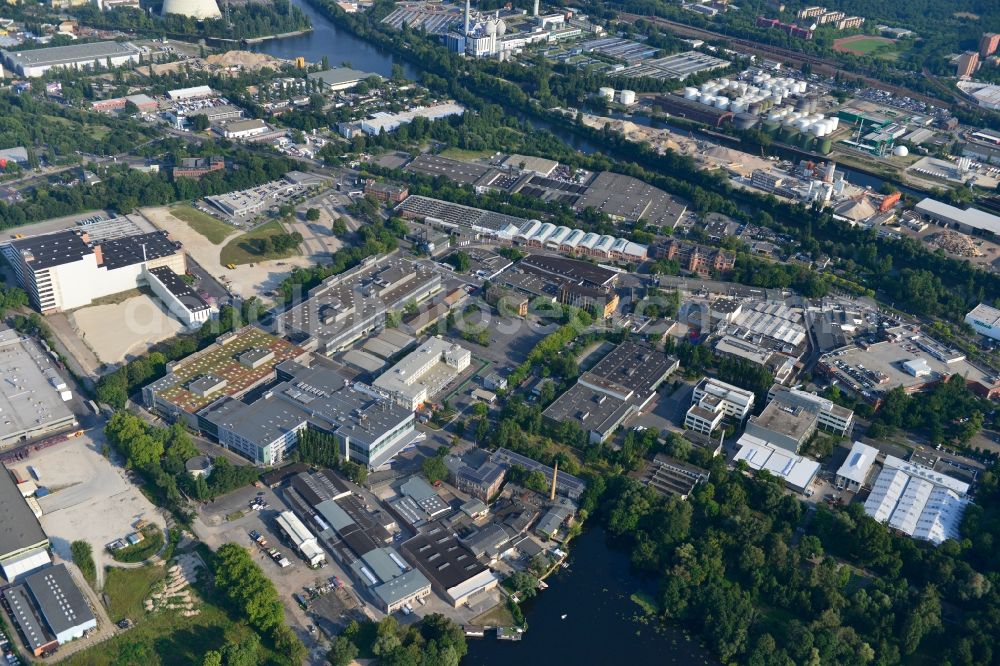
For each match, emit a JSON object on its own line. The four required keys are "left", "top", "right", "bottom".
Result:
{"left": 896, "top": 223, "right": 1000, "bottom": 273}
{"left": 286, "top": 213, "right": 343, "bottom": 259}
{"left": 141, "top": 206, "right": 313, "bottom": 302}
{"left": 70, "top": 293, "right": 186, "bottom": 364}
{"left": 10, "top": 431, "right": 165, "bottom": 587}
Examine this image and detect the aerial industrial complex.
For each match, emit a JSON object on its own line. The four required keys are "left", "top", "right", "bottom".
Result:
{"left": 1, "top": 1, "right": 1000, "bottom": 660}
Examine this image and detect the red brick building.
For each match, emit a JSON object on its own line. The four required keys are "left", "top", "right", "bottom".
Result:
{"left": 654, "top": 240, "right": 735, "bottom": 277}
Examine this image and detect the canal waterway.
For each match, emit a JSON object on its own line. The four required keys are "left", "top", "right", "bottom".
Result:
{"left": 464, "top": 528, "right": 717, "bottom": 666}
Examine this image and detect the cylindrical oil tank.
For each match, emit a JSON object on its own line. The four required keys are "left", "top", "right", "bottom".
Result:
{"left": 599, "top": 86, "right": 614, "bottom": 100}
{"left": 619, "top": 89, "right": 636, "bottom": 105}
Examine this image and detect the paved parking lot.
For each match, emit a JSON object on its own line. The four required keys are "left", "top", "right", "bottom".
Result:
{"left": 193, "top": 484, "right": 375, "bottom": 653}
{"left": 10, "top": 432, "right": 165, "bottom": 587}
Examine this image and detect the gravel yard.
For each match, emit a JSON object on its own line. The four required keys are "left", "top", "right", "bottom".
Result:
{"left": 10, "top": 432, "right": 165, "bottom": 587}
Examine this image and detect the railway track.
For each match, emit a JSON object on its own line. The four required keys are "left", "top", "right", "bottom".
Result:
{"left": 618, "top": 13, "right": 949, "bottom": 107}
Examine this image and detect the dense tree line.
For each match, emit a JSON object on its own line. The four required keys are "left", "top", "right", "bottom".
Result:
{"left": 70, "top": 540, "right": 96, "bottom": 587}
{"left": 586, "top": 447, "right": 1000, "bottom": 665}
{"left": 333, "top": 614, "right": 467, "bottom": 666}
{"left": 291, "top": 428, "right": 369, "bottom": 485}
{"left": 867, "top": 376, "right": 993, "bottom": 445}
{"left": 0, "top": 145, "right": 299, "bottom": 230}
{"left": 104, "top": 413, "right": 262, "bottom": 504}
{"left": 213, "top": 543, "right": 306, "bottom": 664}
{"left": 670, "top": 338, "right": 775, "bottom": 407}
{"left": 0, "top": 92, "right": 157, "bottom": 162}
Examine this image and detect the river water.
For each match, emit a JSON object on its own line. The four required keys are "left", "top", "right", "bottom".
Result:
{"left": 249, "top": 0, "right": 417, "bottom": 79}
{"left": 465, "top": 528, "right": 717, "bottom": 666}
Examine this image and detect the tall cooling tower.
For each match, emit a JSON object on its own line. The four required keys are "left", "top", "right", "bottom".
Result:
{"left": 162, "top": 0, "right": 222, "bottom": 19}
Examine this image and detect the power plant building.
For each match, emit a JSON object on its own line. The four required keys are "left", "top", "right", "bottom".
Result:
{"left": 161, "top": 0, "right": 221, "bottom": 19}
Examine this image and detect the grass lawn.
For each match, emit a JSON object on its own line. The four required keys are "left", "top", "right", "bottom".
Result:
{"left": 110, "top": 525, "right": 165, "bottom": 563}
{"left": 67, "top": 564, "right": 280, "bottom": 666}
{"left": 471, "top": 602, "right": 517, "bottom": 627}
{"left": 833, "top": 36, "right": 897, "bottom": 56}
{"left": 103, "top": 565, "right": 166, "bottom": 621}
{"left": 170, "top": 205, "right": 234, "bottom": 245}
{"left": 220, "top": 219, "right": 299, "bottom": 266}
{"left": 85, "top": 125, "right": 110, "bottom": 140}
{"left": 438, "top": 147, "right": 494, "bottom": 161}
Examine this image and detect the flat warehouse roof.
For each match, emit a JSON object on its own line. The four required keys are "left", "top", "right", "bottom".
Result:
{"left": 401, "top": 527, "right": 486, "bottom": 590}
{"left": 308, "top": 67, "right": 379, "bottom": 86}
{"left": 915, "top": 198, "right": 1000, "bottom": 234}
{"left": 147, "top": 266, "right": 211, "bottom": 313}
{"left": 0, "top": 468, "right": 48, "bottom": 561}
{"left": 24, "top": 563, "right": 96, "bottom": 636}
{"left": 3, "top": 41, "right": 139, "bottom": 67}
{"left": 10, "top": 230, "right": 90, "bottom": 270}
{"left": 0, "top": 327, "right": 76, "bottom": 448}
{"left": 584, "top": 342, "right": 677, "bottom": 396}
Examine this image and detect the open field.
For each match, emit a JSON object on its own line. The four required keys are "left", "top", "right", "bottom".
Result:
{"left": 833, "top": 35, "right": 897, "bottom": 56}
{"left": 220, "top": 219, "right": 300, "bottom": 266}
{"left": 142, "top": 206, "right": 312, "bottom": 301}
{"left": 438, "top": 147, "right": 494, "bottom": 161}
{"left": 71, "top": 293, "right": 185, "bottom": 364}
{"left": 64, "top": 572, "right": 275, "bottom": 666}
{"left": 169, "top": 205, "right": 233, "bottom": 244}
{"left": 104, "top": 565, "right": 166, "bottom": 621}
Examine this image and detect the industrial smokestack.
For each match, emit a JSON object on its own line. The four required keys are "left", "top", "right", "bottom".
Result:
{"left": 550, "top": 460, "right": 558, "bottom": 501}
{"left": 464, "top": 0, "right": 471, "bottom": 35}
{"left": 533, "top": 0, "right": 539, "bottom": 17}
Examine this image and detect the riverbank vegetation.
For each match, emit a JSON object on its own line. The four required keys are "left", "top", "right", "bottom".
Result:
{"left": 479, "top": 320, "right": 1000, "bottom": 664}
{"left": 330, "top": 615, "right": 468, "bottom": 666}
{"left": 588, "top": 457, "right": 1000, "bottom": 665}
{"left": 62, "top": 2, "right": 309, "bottom": 40}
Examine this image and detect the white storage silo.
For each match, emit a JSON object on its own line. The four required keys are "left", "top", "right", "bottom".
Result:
{"left": 619, "top": 89, "right": 636, "bottom": 105}
{"left": 599, "top": 87, "right": 614, "bottom": 100}
{"left": 684, "top": 87, "right": 699, "bottom": 99}
{"left": 700, "top": 93, "right": 715, "bottom": 105}
{"left": 715, "top": 96, "right": 730, "bottom": 109}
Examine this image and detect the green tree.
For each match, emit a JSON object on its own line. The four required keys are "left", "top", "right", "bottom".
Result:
{"left": 422, "top": 454, "right": 448, "bottom": 484}
{"left": 201, "top": 652, "right": 222, "bottom": 666}
{"left": 327, "top": 636, "right": 358, "bottom": 666}
{"left": 306, "top": 207, "right": 321, "bottom": 221}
